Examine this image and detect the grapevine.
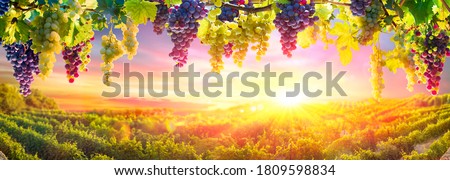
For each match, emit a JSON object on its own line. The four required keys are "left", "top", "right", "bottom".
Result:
{"left": 62, "top": 42, "right": 88, "bottom": 83}
{"left": 100, "top": 32, "right": 125, "bottom": 86}
{"left": 79, "top": 38, "right": 93, "bottom": 72}
{"left": 369, "top": 45, "right": 385, "bottom": 101}
{"left": 0, "top": 0, "right": 447, "bottom": 99}
{"left": 151, "top": 0, "right": 169, "bottom": 35}
{"left": 410, "top": 26, "right": 450, "bottom": 95}
{"left": 386, "top": 27, "right": 416, "bottom": 92}
{"left": 167, "top": 0, "right": 208, "bottom": 67}
{"left": 355, "top": 0, "right": 383, "bottom": 45}
{"left": 198, "top": 8, "right": 228, "bottom": 73}
{"left": 30, "top": 5, "right": 69, "bottom": 79}
{"left": 122, "top": 18, "right": 139, "bottom": 60}
{"left": 218, "top": 0, "right": 240, "bottom": 58}
{"left": 3, "top": 40, "right": 40, "bottom": 96}
{"left": 274, "top": 0, "right": 319, "bottom": 58}
{"left": 350, "top": 0, "right": 371, "bottom": 16}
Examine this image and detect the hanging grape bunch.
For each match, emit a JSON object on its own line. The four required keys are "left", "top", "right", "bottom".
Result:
{"left": 0, "top": 0, "right": 9, "bottom": 16}
{"left": 356, "top": 0, "right": 382, "bottom": 45}
{"left": 350, "top": 0, "right": 371, "bottom": 16}
{"left": 63, "top": 42, "right": 89, "bottom": 83}
{"left": 167, "top": 0, "right": 208, "bottom": 67}
{"left": 410, "top": 26, "right": 450, "bottom": 95}
{"left": 3, "top": 40, "right": 40, "bottom": 96}
{"left": 152, "top": 0, "right": 169, "bottom": 35}
{"left": 122, "top": 18, "right": 139, "bottom": 60}
{"left": 274, "top": 0, "right": 319, "bottom": 58}
{"left": 100, "top": 32, "right": 125, "bottom": 86}
{"left": 219, "top": 0, "right": 241, "bottom": 59}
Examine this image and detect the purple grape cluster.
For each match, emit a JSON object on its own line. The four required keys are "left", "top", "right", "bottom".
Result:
{"left": 152, "top": 0, "right": 169, "bottom": 35}
{"left": 350, "top": 0, "right": 371, "bottom": 16}
{"left": 274, "top": 0, "right": 319, "bottom": 58}
{"left": 63, "top": 43, "right": 86, "bottom": 83}
{"left": 167, "top": 0, "right": 207, "bottom": 67}
{"left": 3, "top": 40, "right": 40, "bottom": 96}
{"left": 218, "top": 0, "right": 240, "bottom": 22}
{"left": 0, "top": 0, "right": 9, "bottom": 16}
{"left": 412, "top": 30, "right": 450, "bottom": 95}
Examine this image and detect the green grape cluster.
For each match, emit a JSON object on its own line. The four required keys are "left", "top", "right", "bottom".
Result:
{"left": 67, "top": 0, "right": 83, "bottom": 20}
{"left": 228, "top": 13, "right": 274, "bottom": 67}
{"left": 198, "top": 8, "right": 229, "bottom": 73}
{"left": 100, "top": 32, "right": 125, "bottom": 86}
{"left": 386, "top": 28, "right": 416, "bottom": 92}
{"left": 369, "top": 46, "right": 385, "bottom": 101}
{"left": 79, "top": 39, "right": 93, "bottom": 72}
{"left": 228, "top": 21, "right": 249, "bottom": 67}
{"left": 122, "top": 19, "right": 139, "bottom": 60}
{"left": 248, "top": 13, "right": 274, "bottom": 61}
{"left": 30, "top": 6, "right": 69, "bottom": 79}
{"left": 355, "top": 0, "right": 382, "bottom": 45}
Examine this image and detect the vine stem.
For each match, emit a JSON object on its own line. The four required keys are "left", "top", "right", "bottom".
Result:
{"left": 441, "top": 0, "right": 450, "bottom": 12}
{"left": 378, "top": 0, "right": 397, "bottom": 28}
{"left": 321, "top": 1, "right": 351, "bottom": 6}
{"left": 222, "top": 3, "right": 272, "bottom": 13}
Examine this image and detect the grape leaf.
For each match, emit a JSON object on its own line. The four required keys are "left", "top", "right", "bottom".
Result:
{"left": 385, "top": 58, "right": 401, "bottom": 73}
{"left": 15, "top": 20, "right": 31, "bottom": 43}
{"left": 338, "top": 47, "right": 353, "bottom": 66}
{"left": 330, "top": 22, "right": 359, "bottom": 66}
{"left": 197, "top": 19, "right": 210, "bottom": 40}
{"left": 0, "top": 18, "right": 6, "bottom": 38}
{"left": 96, "top": 0, "right": 114, "bottom": 12}
{"left": 79, "top": 0, "right": 99, "bottom": 9}
{"left": 124, "top": 0, "right": 158, "bottom": 24}
{"left": 315, "top": 4, "right": 333, "bottom": 20}
{"left": 402, "top": 0, "right": 434, "bottom": 24}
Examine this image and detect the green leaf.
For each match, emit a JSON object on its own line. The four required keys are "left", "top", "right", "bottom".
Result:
{"left": 124, "top": 0, "right": 158, "bottom": 24}
{"left": 393, "top": 2, "right": 404, "bottom": 18}
{"left": 16, "top": 20, "right": 31, "bottom": 43}
{"left": 96, "top": 0, "right": 114, "bottom": 12}
{"left": 384, "top": 15, "right": 394, "bottom": 25}
{"left": 79, "top": 0, "right": 99, "bottom": 9}
{"left": 402, "top": 0, "right": 434, "bottom": 24}
{"left": 385, "top": 0, "right": 394, "bottom": 9}
{"left": 0, "top": 18, "right": 6, "bottom": 39}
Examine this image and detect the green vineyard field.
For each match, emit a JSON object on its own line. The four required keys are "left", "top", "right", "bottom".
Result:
{"left": 1, "top": 93, "right": 450, "bottom": 160}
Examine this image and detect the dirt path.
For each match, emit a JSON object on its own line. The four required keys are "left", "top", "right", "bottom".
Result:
{"left": 414, "top": 138, "right": 439, "bottom": 154}
{"left": 441, "top": 148, "right": 450, "bottom": 160}
{"left": 0, "top": 151, "right": 7, "bottom": 160}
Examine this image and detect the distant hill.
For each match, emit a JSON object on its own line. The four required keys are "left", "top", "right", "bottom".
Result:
{"left": 0, "top": 83, "right": 58, "bottom": 114}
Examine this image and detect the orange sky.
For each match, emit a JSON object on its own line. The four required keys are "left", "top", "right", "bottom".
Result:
{"left": 0, "top": 23, "right": 449, "bottom": 112}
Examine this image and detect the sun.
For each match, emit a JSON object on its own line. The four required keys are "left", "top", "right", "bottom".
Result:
{"left": 275, "top": 95, "right": 303, "bottom": 107}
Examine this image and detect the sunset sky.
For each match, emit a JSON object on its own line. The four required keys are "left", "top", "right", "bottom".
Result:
{"left": 1, "top": 23, "right": 449, "bottom": 112}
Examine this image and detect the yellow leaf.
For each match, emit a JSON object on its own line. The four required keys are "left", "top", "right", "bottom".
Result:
{"left": 315, "top": 4, "right": 333, "bottom": 20}
{"left": 197, "top": 19, "right": 210, "bottom": 40}
{"left": 338, "top": 46, "right": 353, "bottom": 66}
